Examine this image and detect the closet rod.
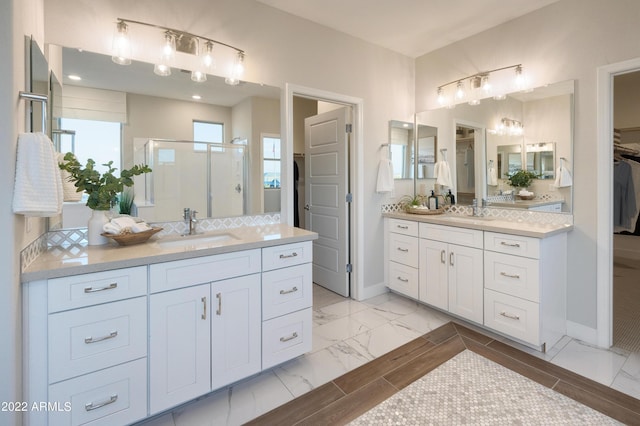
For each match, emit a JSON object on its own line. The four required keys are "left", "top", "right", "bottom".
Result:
{"left": 19, "top": 91, "right": 48, "bottom": 133}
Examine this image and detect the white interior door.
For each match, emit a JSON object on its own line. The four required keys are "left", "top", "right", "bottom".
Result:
{"left": 304, "top": 107, "right": 350, "bottom": 297}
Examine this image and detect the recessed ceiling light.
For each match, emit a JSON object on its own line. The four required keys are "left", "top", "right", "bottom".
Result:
{"left": 68, "top": 75, "right": 82, "bottom": 81}
{"left": 192, "top": 95, "right": 202, "bottom": 100}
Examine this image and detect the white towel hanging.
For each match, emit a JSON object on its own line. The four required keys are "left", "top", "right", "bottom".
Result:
{"left": 376, "top": 144, "right": 394, "bottom": 193}
{"left": 12, "top": 132, "right": 63, "bottom": 217}
{"left": 434, "top": 160, "right": 453, "bottom": 188}
{"left": 554, "top": 157, "right": 573, "bottom": 188}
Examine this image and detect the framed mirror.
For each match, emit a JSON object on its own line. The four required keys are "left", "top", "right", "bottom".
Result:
{"left": 51, "top": 46, "right": 281, "bottom": 227}
{"left": 416, "top": 123, "right": 437, "bottom": 180}
{"left": 389, "top": 120, "right": 414, "bottom": 180}
{"left": 416, "top": 79, "right": 574, "bottom": 212}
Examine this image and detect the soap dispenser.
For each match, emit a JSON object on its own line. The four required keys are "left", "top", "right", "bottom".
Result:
{"left": 428, "top": 190, "right": 438, "bottom": 210}
{"left": 446, "top": 189, "right": 455, "bottom": 205}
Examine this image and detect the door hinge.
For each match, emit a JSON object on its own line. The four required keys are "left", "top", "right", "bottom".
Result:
{"left": 346, "top": 263, "right": 353, "bottom": 273}
{"left": 346, "top": 193, "right": 353, "bottom": 203}
{"left": 346, "top": 124, "right": 352, "bottom": 133}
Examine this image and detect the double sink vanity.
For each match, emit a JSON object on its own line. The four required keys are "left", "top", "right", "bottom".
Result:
{"left": 21, "top": 224, "right": 317, "bottom": 426}
{"left": 384, "top": 210, "right": 572, "bottom": 352}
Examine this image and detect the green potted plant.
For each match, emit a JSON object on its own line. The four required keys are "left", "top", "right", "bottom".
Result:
{"left": 507, "top": 169, "right": 538, "bottom": 189}
{"left": 59, "top": 153, "right": 152, "bottom": 245}
{"left": 398, "top": 194, "right": 426, "bottom": 212}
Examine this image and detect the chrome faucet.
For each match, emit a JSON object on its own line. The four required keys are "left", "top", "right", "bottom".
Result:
{"left": 183, "top": 208, "right": 198, "bottom": 235}
{"left": 471, "top": 198, "right": 487, "bottom": 217}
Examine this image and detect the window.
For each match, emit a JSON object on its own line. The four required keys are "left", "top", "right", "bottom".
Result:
{"left": 59, "top": 118, "right": 121, "bottom": 175}
{"left": 193, "top": 121, "right": 223, "bottom": 152}
{"left": 262, "top": 135, "right": 281, "bottom": 188}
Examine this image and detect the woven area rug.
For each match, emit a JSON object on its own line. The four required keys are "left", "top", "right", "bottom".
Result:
{"left": 613, "top": 256, "right": 640, "bottom": 353}
{"left": 348, "top": 350, "right": 620, "bottom": 425}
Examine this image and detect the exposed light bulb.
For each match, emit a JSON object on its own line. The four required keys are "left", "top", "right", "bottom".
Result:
{"left": 111, "top": 21, "right": 131, "bottom": 65}
{"left": 455, "top": 81, "right": 465, "bottom": 100}
{"left": 437, "top": 87, "right": 445, "bottom": 106}
{"left": 153, "top": 63, "right": 171, "bottom": 77}
{"left": 514, "top": 65, "right": 526, "bottom": 91}
{"left": 202, "top": 41, "right": 215, "bottom": 69}
{"left": 154, "top": 32, "right": 175, "bottom": 77}
{"left": 191, "top": 70, "right": 207, "bottom": 82}
{"left": 225, "top": 51, "right": 245, "bottom": 85}
{"left": 481, "top": 75, "right": 491, "bottom": 95}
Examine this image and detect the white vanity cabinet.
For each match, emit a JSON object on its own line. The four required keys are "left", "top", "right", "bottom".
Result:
{"left": 261, "top": 241, "right": 313, "bottom": 369}
{"left": 23, "top": 266, "right": 148, "bottom": 426}
{"left": 385, "top": 218, "right": 420, "bottom": 299}
{"left": 419, "top": 223, "right": 484, "bottom": 324}
{"left": 483, "top": 231, "right": 567, "bottom": 350}
{"left": 148, "top": 249, "right": 262, "bottom": 414}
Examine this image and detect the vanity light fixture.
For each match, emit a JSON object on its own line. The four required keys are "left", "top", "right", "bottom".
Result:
{"left": 492, "top": 117, "right": 523, "bottom": 136}
{"left": 111, "top": 18, "right": 246, "bottom": 85}
{"left": 436, "top": 64, "right": 525, "bottom": 108}
{"left": 111, "top": 20, "right": 132, "bottom": 65}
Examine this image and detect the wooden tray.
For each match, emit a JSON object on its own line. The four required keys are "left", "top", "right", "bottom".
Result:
{"left": 406, "top": 206, "right": 445, "bottom": 215}
{"left": 517, "top": 194, "right": 536, "bottom": 200}
{"left": 102, "top": 227, "right": 162, "bottom": 246}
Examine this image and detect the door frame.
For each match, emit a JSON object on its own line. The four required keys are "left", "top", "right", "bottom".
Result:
{"left": 282, "top": 84, "right": 364, "bottom": 300}
{"left": 596, "top": 57, "right": 640, "bottom": 348}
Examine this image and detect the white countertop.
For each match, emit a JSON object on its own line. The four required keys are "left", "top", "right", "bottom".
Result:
{"left": 383, "top": 212, "right": 573, "bottom": 238}
{"left": 488, "top": 199, "right": 564, "bottom": 209}
{"left": 22, "top": 224, "right": 318, "bottom": 282}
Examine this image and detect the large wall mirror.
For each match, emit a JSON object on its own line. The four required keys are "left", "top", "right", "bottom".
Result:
{"left": 416, "top": 79, "right": 574, "bottom": 213}
{"left": 388, "top": 120, "right": 437, "bottom": 183}
{"left": 50, "top": 46, "right": 281, "bottom": 227}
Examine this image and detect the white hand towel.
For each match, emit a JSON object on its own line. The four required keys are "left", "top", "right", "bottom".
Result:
{"left": 488, "top": 166, "right": 498, "bottom": 186}
{"left": 376, "top": 158, "right": 394, "bottom": 193}
{"left": 554, "top": 160, "right": 573, "bottom": 188}
{"left": 12, "top": 133, "right": 63, "bottom": 217}
{"left": 435, "top": 160, "right": 452, "bottom": 187}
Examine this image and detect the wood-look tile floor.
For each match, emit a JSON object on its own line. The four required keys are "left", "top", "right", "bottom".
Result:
{"left": 247, "top": 322, "right": 640, "bottom": 426}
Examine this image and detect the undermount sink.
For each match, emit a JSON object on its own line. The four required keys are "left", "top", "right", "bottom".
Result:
{"left": 157, "top": 232, "right": 239, "bottom": 249}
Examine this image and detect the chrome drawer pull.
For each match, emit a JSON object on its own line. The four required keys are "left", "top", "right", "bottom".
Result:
{"left": 84, "top": 331, "right": 118, "bottom": 344}
{"left": 449, "top": 252, "right": 454, "bottom": 267}
{"left": 499, "top": 311, "right": 520, "bottom": 320}
{"left": 279, "top": 252, "right": 298, "bottom": 259}
{"left": 500, "top": 242, "right": 521, "bottom": 248}
{"left": 84, "top": 283, "right": 117, "bottom": 293}
{"left": 440, "top": 250, "right": 446, "bottom": 264}
{"left": 280, "top": 332, "right": 298, "bottom": 342}
{"left": 396, "top": 247, "right": 409, "bottom": 252}
{"left": 396, "top": 225, "right": 409, "bottom": 229}
{"left": 500, "top": 272, "right": 521, "bottom": 279}
{"left": 202, "top": 297, "right": 207, "bottom": 320}
{"left": 216, "top": 293, "right": 222, "bottom": 315}
{"left": 85, "top": 394, "right": 118, "bottom": 411}
{"left": 280, "top": 286, "right": 298, "bottom": 295}
{"left": 396, "top": 276, "right": 409, "bottom": 283}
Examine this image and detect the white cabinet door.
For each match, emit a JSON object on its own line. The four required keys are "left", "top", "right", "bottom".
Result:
{"left": 448, "top": 244, "right": 484, "bottom": 324}
{"left": 419, "top": 238, "right": 448, "bottom": 311}
{"left": 149, "top": 284, "right": 210, "bottom": 414}
{"left": 211, "top": 274, "right": 262, "bottom": 390}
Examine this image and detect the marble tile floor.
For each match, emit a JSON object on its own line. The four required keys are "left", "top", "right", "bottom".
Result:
{"left": 138, "top": 285, "right": 640, "bottom": 426}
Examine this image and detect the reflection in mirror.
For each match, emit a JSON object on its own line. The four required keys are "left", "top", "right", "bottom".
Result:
{"left": 29, "top": 38, "right": 49, "bottom": 135}
{"left": 52, "top": 46, "right": 281, "bottom": 226}
{"left": 416, "top": 79, "right": 574, "bottom": 213}
{"left": 416, "top": 124, "right": 437, "bottom": 180}
{"left": 526, "top": 142, "right": 555, "bottom": 179}
{"left": 494, "top": 142, "right": 523, "bottom": 179}
{"left": 455, "top": 125, "right": 479, "bottom": 205}
{"left": 389, "top": 120, "right": 414, "bottom": 179}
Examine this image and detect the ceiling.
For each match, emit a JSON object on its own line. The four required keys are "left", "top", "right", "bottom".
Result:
{"left": 256, "top": 0, "right": 560, "bottom": 58}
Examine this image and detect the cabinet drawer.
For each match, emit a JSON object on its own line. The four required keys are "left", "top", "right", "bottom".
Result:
{"left": 388, "top": 233, "right": 419, "bottom": 268}
{"left": 484, "top": 289, "right": 539, "bottom": 345}
{"left": 48, "top": 297, "right": 147, "bottom": 384}
{"left": 263, "top": 264, "right": 313, "bottom": 320}
{"left": 262, "top": 241, "right": 313, "bottom": 271}
{"left": 484, "top": 232, "right": 540, "bottom": 259}
{"left": 387, "top": 261, "right": 419, "bottom": 299}
{"left": 262, "top": 307, "right": 312, "bottom": 369}
{"left": 388, "top": 218, "right": 418, "bottom": 236}
{"left": 419, "top": 223, "right": 483, "bottom": 249}
{"left": 48, "top": 266, "right": 147, "bottom": 313}
{"left": 150, "top": 249, "right": 261, "bottom": 293}
{"left": 48, "top": 358, "right": 147, "bottom": 426}
{"left": 484, "top": 251, "right": 540, "bottom": 302}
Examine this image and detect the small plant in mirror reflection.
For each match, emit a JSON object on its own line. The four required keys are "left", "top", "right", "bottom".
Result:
{"left": 398, "top": 194, "right": 426, "bottom": 211}
{"left": 507, "top": 169, "right": 539, "bottom": 189}
{"left": 59, "top": 152, "right": 152, "bottom": 211}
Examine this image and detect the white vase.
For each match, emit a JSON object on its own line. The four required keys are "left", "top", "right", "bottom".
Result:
{"left": 87, "top": 210, "right": 109, "bottom": 245}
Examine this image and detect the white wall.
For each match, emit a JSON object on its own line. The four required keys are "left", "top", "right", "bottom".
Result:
{"left": 416, "top": 0, "right": 640, "bottom": 332}
{"left": 1, "top": 1, "right": 45, "bottom": 423}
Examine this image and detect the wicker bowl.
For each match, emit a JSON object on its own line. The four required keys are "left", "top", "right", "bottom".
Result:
{"left": 102, "top": 227, "right": 163, "bottom": 246}
{"left": 517, "top": 194, "right": 536, "bottom": 201}
{"left": 406, "top": 206, "right": 445, "bottom": 215}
